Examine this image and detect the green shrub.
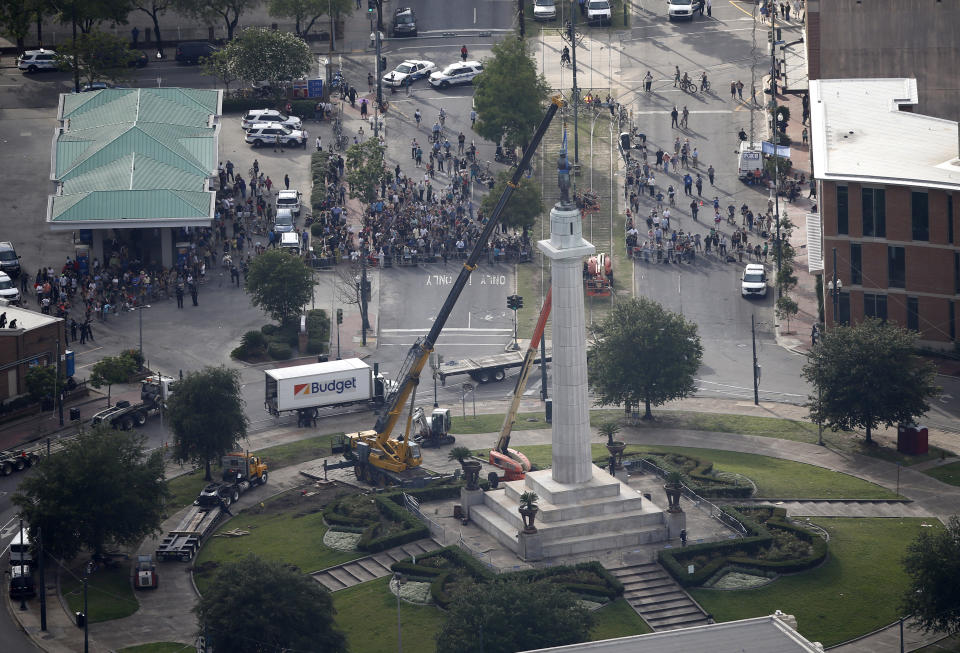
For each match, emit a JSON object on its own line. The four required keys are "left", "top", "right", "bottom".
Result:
{"left": 311, "top": 223, "right": 324, "bottom": 238}
{"left": 222, "top": 97, "right": 279, "bottom": 114}
{"left": 241, "top": 330, "right": 268, "bottom": 353}
{"left": 120, "top": 348, "right": 145, "bottom": 370}
{"left": 261, "top": 324, "right": 279, "bottom": 336}
{"left": 306, "top": 339, "right": 326, "bottom": 355}
{"left": 267, "top": 342, "right": 292, "bottom": 360}
{"left": 306, "top": 309, "right": 330, "bottom": 342}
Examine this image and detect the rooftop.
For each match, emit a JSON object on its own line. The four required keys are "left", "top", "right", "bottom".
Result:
{"left": 47, "top": 88, "right": 222, "bottom": 230}
{"left": 0, "top": 306, "right": 62, "bottom": 332}
{"left": 522, "top": 614, "right": 823, "bottom": 653}
{"left": 809, "top": 78, "right": 960, "bottom": 191}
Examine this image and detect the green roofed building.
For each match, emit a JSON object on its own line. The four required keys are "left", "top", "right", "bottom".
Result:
{"left": 48, "top": 87, "right": 222, "bottom": 267}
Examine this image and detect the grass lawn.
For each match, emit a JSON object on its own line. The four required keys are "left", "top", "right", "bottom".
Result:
{"left": 333, "top": 577, "right": 651, "bottom": 653}
{"left": 691, "top": 518, "right": 941, "bottom": 647}
{"left": 165, "top": 433, "right": 341, "bottom": 510}
{"left": 922, "top": 461, "right": 960, "bottom": 487}
{"left": 590, "top": 598, "right": 652, "bottom": 639}
{"left": 492, "top": 443, "right": 900, "bottom": 500}
{"left": 193, "top": 488, "right": 362, "bottom": 595}
{"left": 333, "top": 576, "right": 445, "bottom": 653}
{"left": 62, "top": 560, "right": 138, "bottom": 623}
{"left": 118, "top": 644, "right": 191, "bottom": 653}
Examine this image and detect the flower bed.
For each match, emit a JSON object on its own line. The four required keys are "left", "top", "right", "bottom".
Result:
{"left": 323, "top": 529, "right": 361, "bottom": 551}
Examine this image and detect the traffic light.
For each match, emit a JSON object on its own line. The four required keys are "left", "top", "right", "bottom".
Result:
{"left": 336, "top": 308, "right": 343, "bottom": 324}
{"left": 567, "top": 21, "right": 574, "bottom": 42}
{"left": 506, "top": 295, "right": 524, "bottom": 311}
{"left": 380, "top": 56, "right": 387, "bottom": 72}
{"left": 367, "top": 0, "right": 375, "bottom": 13}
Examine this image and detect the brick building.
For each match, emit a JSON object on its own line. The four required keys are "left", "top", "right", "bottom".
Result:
{"left": 809, "top": 78, "right": 960, "bottom": 346}
{"left": 0, "top": 306, "right": 66, "bottom": 401}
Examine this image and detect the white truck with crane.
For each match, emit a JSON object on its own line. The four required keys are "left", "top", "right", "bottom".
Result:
{"left": 155, "top": 452, "right": 267, "bottom": 562}
{"left": 331, "top": 96, "right": 565, "bottom": 487}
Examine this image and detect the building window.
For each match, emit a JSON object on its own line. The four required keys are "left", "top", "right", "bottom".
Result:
{"left": 850, "top": 243, "right": 862, "bottom": 285}
{"left": 907, "top": 297, "right": 919, "bottom": 332}
{"left": 949, "top": 195, "right": 955, "bottom": 244}
{"left": 862, "top": 188, "right": 886, "bottom": 237}
{"left": 837, "top": 185, "right": 849, "bottom": 235}
{"left": 888, "top": 246, "right": 905, "bottom": 289}
{"left": 838, "top": 292, "right": 850, "bottom": 326}
{"left": 864, "top": 293, "right": 888, "bottom": 321}
{"left": 911, "top": 192, "right": 929, "bottom": 241}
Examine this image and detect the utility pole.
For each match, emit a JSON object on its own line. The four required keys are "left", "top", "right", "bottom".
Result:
{"left": 751, "top": 314, "right": 759, "bottom": 405}
{"left": 360, "top": 245, "right": 370, "bottom": 346}
{"left": 770, "top": 8, "right": 782, "bottom": 288}
{"left": 518, "top": 0, "right": 525, "bottom": 37}
{"left": 38, "top": 526, "right": 46, "bottom": 630}
{"left": 374, "top": 29, "right": 382, "bottom": 138}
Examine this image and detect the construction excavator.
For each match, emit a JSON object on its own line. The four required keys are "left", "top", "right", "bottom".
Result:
{"left": 486, "top": 289, "right": 551, "bottom": 489}
{"left": 341, "top": 95, "right": 566, "bottom": 487}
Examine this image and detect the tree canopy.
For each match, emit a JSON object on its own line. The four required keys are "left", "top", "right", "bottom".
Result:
{"left": 587, "top": 297, "right": 703, "bottom": 419}
{"left": 436, "top": 578, "right": 594, "bottom": 653}
{"left": 473, "top": 36, "right": 550, "bottom": 150}
{"left": 12, "top": 427, "right": 167, "bottom": 559}
{"left": 480, "top": 171, "right": 543, "bottom": 238}
{"left": 196, "top": 554, "right": 347, "bottom": 653}
{"left": 175, "top": 0, "right": 260, "bottom": 41}
{"left": 0, "top": 0, "right": 37, "bottom": 52}
{"left": 345, "top": 138, "right": 386, "bottom": 206}
{"left": 268, "top": 0, "right": 351, "bottom": 38}
{"left": 51, "top": 0, "right": 133, "bottom": 33}
{"left": 55, "top": 30, "right": 139, "bottom": 86}
{"left": 89, "top": 351, "right": 139, "bottom": 405}
{"left": 166, "top": 366, "right": 248, "bottom": 481}
{"left": 218, "top": 27, "right": 312, "bottom": 87}
{"left": 802, "top": 318, "right": 939, "bottom": 444}
{"left": 901, "top": 516, "right": 960, "bottom": 635}
{"left": 245, "top": 249, "right": 314, "bottom": 325}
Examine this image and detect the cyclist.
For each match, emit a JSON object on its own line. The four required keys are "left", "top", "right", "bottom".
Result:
{"left": 438, "top": 107, "right": 446, "bottom": 126}
{"left": 432, "top": 120, "right": 441, "bottom": 143}
{"left": 414, "top": 108, "right": 421, "bottom": 128}
{"left": 700, "top": 71, "right": 709, "bottom": 93}
{"left": 681, "top": 71, "right": 691, "bottom": 90}
{"left": 561, "top": 46, "right": 570, "bottom": 66}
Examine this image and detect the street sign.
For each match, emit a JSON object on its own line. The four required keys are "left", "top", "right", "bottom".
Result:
{"left": 307, "top": 79, "right": 324, "bottom": 98}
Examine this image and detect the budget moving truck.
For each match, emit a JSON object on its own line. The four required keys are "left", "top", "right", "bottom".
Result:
{"left": 264, "top": 358, "right": 388, "bottom": 418}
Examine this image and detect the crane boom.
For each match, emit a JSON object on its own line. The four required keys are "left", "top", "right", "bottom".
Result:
{"left": 372, "top": 95, "right": 566, "bottom": 448}
{"left": 495, "top": 289, "right": 551, "bottom": 454}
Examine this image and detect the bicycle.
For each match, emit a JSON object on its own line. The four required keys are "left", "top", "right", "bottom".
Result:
{"left": 679, "top": 77, "right": 697, "bottom": 93}
{"left": 438, "top": 110, "right": 446, "bottom": 127}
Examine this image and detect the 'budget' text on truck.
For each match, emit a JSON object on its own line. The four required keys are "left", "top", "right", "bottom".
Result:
{"left": 264, "top": 358, "right": 388, "bottom": 423}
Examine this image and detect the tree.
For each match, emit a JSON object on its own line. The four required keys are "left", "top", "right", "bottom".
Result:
{"left": 25, "top": 365, "right": 61, "bottom": 402}
{"left": 268, "top": 0, "right": 351, "bottom": 39}
{"left": 436, "top": 578, "right": 593, "bottom": 653}
{"left": 176, "top": 0, "right": 262, "bottom": 41}
{"left": 245, "top": 249, "right": 314, "bottom": 325}
{"left": 587, "top": 297, "right": 703, "bottom": 419}
{"left": 166, "top": 366, "right": 248, "bottom": 481}
{"left": 197, "top": 554, "right": 347, "bottom": 653}
{"left": 12, "top": 427, "right": 167, "bottom": 559}
{"left": 218, "top": 27, "right": 312, "bottom": 88}
{"left": 202, "top": 47, "right": 238, "bottom": 93}
{"left": 52, "top": 0, "right": 133, "bottom": 34}
{"left": 89, "top": 352, "right": 138, "bottom": 406}
{"left": 900, "top": 515, "right": 960, "bottom": 635}
{"left": 345, "top": 138, "right": 386, "bottom": 206}
{"left": 0, "top": 0, "right": 36, "bottom": 53}
{"left": 480, "top": 171, "right": 543, "bottom": 238}
{"left": 802, "top": 318, "right": 939, "bottom": 445}
{"left": 473, "top": 36, "right": 550, "bottom": 150}
{"left": 775, "top": 295, "right": 799, "bottom": 333}
{"left": 134, "top": 0, "right": 170, "bottom": 56}
{"left": 55, "top": 30, "right": 139, "bottom": 86}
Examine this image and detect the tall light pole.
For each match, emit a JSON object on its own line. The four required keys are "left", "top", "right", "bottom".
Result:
{"left": 394, "top": 573, "right": 405, "bottom": 653}
{"left": 329, "top": 0, "right": 335, "bottom": 52}
{"left": 770, "top": 8, "right": 783, "bottom": 287}
{"left": 568, "top": 5, "right": 580, "bottom": 166}
{"left": 751, "top": 314, "right": 760, "bottom": 405}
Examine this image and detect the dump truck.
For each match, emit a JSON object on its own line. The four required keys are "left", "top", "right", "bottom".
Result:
{"left": 264, "top": 359, "right": 388, "bottom": 423}
{"left": 155, "top": 453, "right": 267, "bottom": 562}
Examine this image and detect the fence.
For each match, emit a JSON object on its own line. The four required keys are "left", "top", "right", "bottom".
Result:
{"left": 622, "top": 457, "right": 749, "bottom": 537}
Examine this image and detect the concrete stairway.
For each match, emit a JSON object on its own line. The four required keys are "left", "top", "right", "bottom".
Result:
{"left": 608, "top": 562, "right": 711, "bottom": 632}
{"left": 311, "top": 538, "right": 439, "bottom": 592}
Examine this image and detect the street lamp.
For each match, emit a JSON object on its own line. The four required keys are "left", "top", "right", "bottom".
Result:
{"left": 394, "top": 573, "right": 406, "bottom": 653}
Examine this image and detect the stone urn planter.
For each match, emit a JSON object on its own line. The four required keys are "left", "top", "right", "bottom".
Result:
{"left": 606, "top": 441, "right": 627, "bottom": 469}
{"left": 461, "top": 460, "right": 482, "bottom": 491}
{"left": 518, "top": 491, "right": 539, "bottom": 534}
{"left": 664, "top": 471, "right": 684, "bottom": 513}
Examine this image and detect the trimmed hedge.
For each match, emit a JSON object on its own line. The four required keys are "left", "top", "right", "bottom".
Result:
{"left": 613, "top": 451, "right": 754, "bottom": 499}
{"left": 658, "top": 506, "right": 828, "bottom": 587}
{"left": 358, "top": 494, "right": 429, "bottom": 553}
{"left": 268, "top": 342, "right": 292, "bottom": 360}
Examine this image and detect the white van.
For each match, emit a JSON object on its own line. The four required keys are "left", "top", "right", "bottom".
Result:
{"left": 280, "top": 231, "right": 302, "bottom": 256}
{"left": 737, "top": 142, "right": 763, "bottom": 181}
{"left": 9, "top": 530, "right": 33, "bottom": 566}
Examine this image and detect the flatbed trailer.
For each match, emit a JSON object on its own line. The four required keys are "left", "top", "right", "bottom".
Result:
{"left": 436, "top": 349, "right": 551, "bottom": 385}
{"left": 0, "top": 435, "right": 75, "bottom": 476}
{"left": 155, "top": 505, "right": 225, "bottom": 562}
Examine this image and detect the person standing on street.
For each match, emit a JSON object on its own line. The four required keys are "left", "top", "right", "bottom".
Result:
{"left": 190, "top": 282, "right": 198, "bottom": 306}
{"left": 460, "top": 45, "right": 468, "bottom": 61}
{"left": 175, "top": 283, "right": 184, "bottom": 308}
{"left": 316, "top": 135, "right": 322, "bottom": 151}
{"left": 706, "top": 0, "right": 712, "bottom": 16}
{"left": 274, "top": 133, "right": 283, "bottom": 153}
{"left": 707, "top": 164, "right": 715, "bottom": 185}
{"left": 284, "top": 174, "right": 290, "bottom": 190}
{"left": 644, "top": 71, "right": 653, "bottom": 92}
{"left": 367, "top": 72, "right": 374, "bottom": 94}
{"left": 670, "top": 106, "right": 679, "bottom": 128}
{"left": 470, "top": 109, "right": 477, "bottom": 128}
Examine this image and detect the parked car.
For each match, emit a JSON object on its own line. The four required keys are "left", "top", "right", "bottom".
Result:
{"left": 741, "top": 263, "right": 768, "bottom": 298}
{"left": 0, "top": 272, "right": 20, "bottom": 304}
{"left": 276, "top": 190, "right": 302, "bottom": 217}
{"left": 392, "top": 7, "right": 418, "bottom": 37}
{"left": 429, "top": 61, "right": 484, "bottom": 89}
{"left": 382, "top": 59, "right": 435, "bottom": 87}
{"left": 175, "top": 41, "right": 216, "bottom": 64}
{"left": 245, "top": 123, "right": 306, "bottom": 148}
{"left": 533, "top": 0, "right": 557, "bottom": 21}
{"left": 0, "top": 242, "right": 21, "bottom": 278}
{"left": 78, "top": 82, "right": 116, "bottom": 93}
{"left": 241, "top": 109, "right": 303, "bottom": 131}
{"left": 667, "top": 0, "right": 703, "bottom": 20}
{"left": 586, "top": 0, "right": 612, "bottom": 24}
{"left": 128, "top": 49, "right": 149, "bottom": 68}
{"left": 17, "top": 49, "right": 58, "bottom": 73}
